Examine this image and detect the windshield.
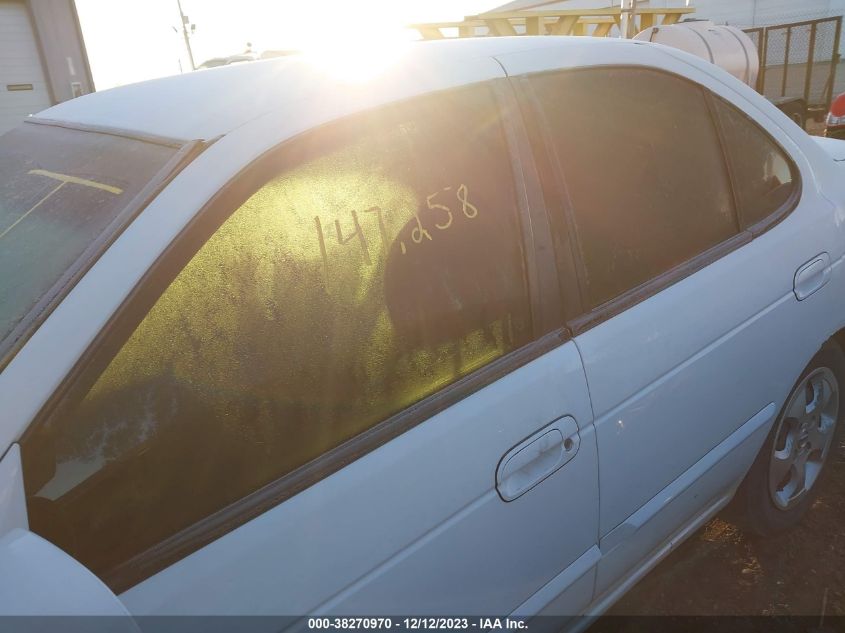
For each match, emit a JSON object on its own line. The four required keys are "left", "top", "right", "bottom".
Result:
{"left": 0, "top": 122, "right": 178, "bottom": 357}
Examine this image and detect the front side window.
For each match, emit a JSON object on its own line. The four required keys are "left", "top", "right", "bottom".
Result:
{"left": 22, "top": 85, "right": 532, "bottom": 586}
{"left": 529, "top": 67, "right": 740, "bottom": 308}
{"left": 710, "top": 96, "right": 797, "bottom": 228}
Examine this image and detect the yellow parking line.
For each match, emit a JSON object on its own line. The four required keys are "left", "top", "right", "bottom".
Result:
{"left": 0, "top": 182, "right": 65, "bottom": 241}
{"left": 0, "top": 170, "right": 123, "bottom": 241}
{"left": 28, "top": 169, "right": 124, "bottom": 195}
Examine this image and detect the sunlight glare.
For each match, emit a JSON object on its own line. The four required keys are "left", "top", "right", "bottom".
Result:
{"left": 301, "top": 33, "right": 412, "bottom": 84}
{"left": 290, "top": 3, "right": 414, "bottom": 83}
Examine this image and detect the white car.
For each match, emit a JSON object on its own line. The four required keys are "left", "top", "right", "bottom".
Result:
{"left": 1, "top": 36, "right": 844, "bottom": 627}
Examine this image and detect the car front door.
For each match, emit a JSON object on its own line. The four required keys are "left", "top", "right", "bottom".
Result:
{"left": 18, "top": 82, "right": 600, "bottom": 619}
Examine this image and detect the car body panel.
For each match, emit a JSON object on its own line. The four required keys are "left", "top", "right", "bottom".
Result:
{"left": 0, "top": 528, "right": 133, "bottom": 619}
{"left": 594, "top": 403, "right": 775, "bottom": 598}
{"left": 813, "top": 136, "right": 845, "bottom": 162}
{"left": 0, "top": 445, "right": 26, "bottom": 536}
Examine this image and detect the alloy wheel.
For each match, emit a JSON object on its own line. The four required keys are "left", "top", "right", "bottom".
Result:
{"left": 768, "top": 367, "right": 839, "bottom": 511}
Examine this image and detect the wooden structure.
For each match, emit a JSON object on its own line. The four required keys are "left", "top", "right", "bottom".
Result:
{"left": 410, "top": 6, "right": 696, "bottom": 40}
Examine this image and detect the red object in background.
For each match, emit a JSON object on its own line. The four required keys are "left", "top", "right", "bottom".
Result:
{"left": 826, "top": 93, "right": 845, "bottom": 138}
{"left": 830, "top": 93, "right": 845, "bottom": 118}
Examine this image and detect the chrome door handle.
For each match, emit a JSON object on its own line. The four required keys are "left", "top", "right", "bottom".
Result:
{"left": 794, "top": 253, "right": 830, "bottom": 301}
{"left": 496, "top": 417, "right": 580, "bottom": 502}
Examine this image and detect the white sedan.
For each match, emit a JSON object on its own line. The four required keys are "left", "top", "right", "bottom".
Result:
{"left": 1, "top": 35, "right": 844, "bottom": 627}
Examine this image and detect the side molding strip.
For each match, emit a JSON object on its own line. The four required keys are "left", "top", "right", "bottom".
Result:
{"left": 600, "top": 402, "right": 777, "bottom": 555}
{"left": 511, "top": 545, "right": 601, "bottom": 617}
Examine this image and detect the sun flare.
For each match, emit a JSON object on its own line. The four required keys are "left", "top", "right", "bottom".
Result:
{"left": 296, "top": 17, "right": 414, "bottom": 83}
{"left": 74, "top": 0, "right": 497, "bottom": 90}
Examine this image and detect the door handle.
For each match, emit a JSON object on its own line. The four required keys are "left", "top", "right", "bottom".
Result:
{"left": 496, "top": 417, "right": 580, "bottom": 502}
{"left": 794, "top": 253, "right": 831, "bottom": 301}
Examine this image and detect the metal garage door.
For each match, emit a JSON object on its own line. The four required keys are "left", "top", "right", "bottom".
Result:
{"left": 0, "top": 1, "right": 53, "bottom": 136}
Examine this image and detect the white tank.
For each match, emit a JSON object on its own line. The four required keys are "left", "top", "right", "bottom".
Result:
{"left": 633, "top": 20, "right": 760, "bottom": 88}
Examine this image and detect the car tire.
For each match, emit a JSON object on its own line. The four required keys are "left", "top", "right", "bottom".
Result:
{"left": 733, "top": 341, "right": 845, "bottom": 537}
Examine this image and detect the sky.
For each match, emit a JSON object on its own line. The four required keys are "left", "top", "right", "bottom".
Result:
{"left": 74, "top": 0, "right": 503, "bottom": 91}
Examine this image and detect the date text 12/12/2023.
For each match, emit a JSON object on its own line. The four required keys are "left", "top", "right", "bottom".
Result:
{"left": 307, "top": 617, "right": 529, "bottom": 630}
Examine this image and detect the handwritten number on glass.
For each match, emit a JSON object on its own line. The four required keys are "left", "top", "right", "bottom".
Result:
{"left": 427, "top": 190, "right": 453, "bottom": 230}
{"left": 315, "top": 184, "right": 478, "bottom": 278}
{"left": 364, "top": 206, "right": 389, "bottom": 248}
{"left": 411, "top": 213, "right": 433, "bottom": 244}
{"left": 457, "top": 184, "right": 478, "bottom": 219}
{"left": 334, "top": 209, "right": 371, "bottom": 265}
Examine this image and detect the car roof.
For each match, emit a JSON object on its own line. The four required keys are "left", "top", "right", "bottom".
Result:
{"left": 32, "top": 36, "right": 633, "bottom": 143}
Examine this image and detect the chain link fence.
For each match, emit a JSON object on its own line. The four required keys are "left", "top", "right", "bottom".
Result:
{"left": 745, "top": 16, "right": 843, "bottom": 116}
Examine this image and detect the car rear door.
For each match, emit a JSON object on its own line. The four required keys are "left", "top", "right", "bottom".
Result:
{"left": 502, "top": 44, "right": 837, "bottom": 602}
{"left": 17, "top": 81, "right": 600, "bottom": 619}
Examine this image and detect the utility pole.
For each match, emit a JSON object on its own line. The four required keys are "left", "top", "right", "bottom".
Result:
{"left": 176, "top": 0, "right": 196, "bottom": 71}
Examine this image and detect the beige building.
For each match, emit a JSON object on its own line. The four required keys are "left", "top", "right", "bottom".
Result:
{"left": 0, "top": 0, "right": 94, "bottom": 135}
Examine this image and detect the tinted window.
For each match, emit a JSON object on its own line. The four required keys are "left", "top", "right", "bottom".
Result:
{"left": 711, "top": 96, "right": 797, "bottom": 227}
{"left": 0, "top": 124, "right": 176, "bottom": 354}
{"left": 22, "top": 86, "right": 531, "bottom": 584}
{"left": 529, "top": 68, "right": 740, "bottom": 308}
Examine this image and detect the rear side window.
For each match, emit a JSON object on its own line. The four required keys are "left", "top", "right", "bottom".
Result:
{"left": 22, "top": 85, "right": 532, "bottom": 586}
{"left": 710, "top": 96, "right": 797, "bottom": 228}
{"left": 0, "top": 124, "right": 176, "bottom": 357}
{"left": 529, "top": 67, "right": 740, "bottom": 308}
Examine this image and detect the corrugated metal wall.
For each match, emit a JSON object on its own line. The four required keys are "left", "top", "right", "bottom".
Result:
{"left": 487, "top": 1, "right": 845, "bottom": 29}
{"left": 692, "top": 0, "right": 840, "bottom": 27}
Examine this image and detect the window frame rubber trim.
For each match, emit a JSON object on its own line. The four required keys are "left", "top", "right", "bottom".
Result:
{"left": 492, "top": 77, "right": 573, "bottom": 339}
{"left": 510, "top": 74, "right": 587, "bottom": 326}
{"left": 24, "top": 116, "right": 190, "bottom": 149}
{"left": 568, "top": 230, "right": 753, "bottom": 336}
{"left": 704, "top": 91, "right": 803, "bottom": 237}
